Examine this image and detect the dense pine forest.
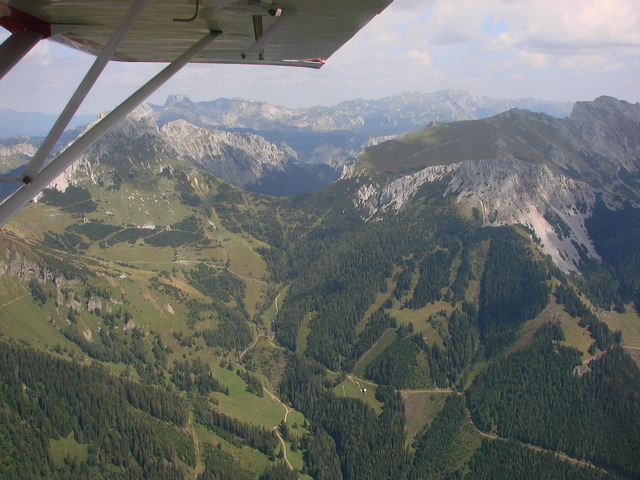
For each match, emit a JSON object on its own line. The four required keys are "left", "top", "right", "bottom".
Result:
{"left": 0, "top": 151, "right": 639, "bottom": 480}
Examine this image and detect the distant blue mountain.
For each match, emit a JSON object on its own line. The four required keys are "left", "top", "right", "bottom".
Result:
{"left": 0, "top": 109, "right": 96, "bottom": 138}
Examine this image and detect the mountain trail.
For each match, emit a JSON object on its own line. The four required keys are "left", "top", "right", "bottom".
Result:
{"left": 129, "top": 259, "right": 268, "bottom": 284}
{"left": 0, "top": 293, "right": 29, "bottom": 310}
{"left": 263, "top": 386, "right": 295, "bottom": 474}
{"left": 239, "top": 290, "right": 284, "bottom": 360}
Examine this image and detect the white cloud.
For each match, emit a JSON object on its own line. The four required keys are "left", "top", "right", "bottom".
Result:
{"left": 516, "top": 50, "right": 548, "bottom": 68}
{"left": 407, "top": 50, "right": 432, "bottom": 65}
{"left": 487, "top": 0, "right": 640, "bottom": 52}
{"left": 25, "top": 41, "right": 53, "bottom": 67}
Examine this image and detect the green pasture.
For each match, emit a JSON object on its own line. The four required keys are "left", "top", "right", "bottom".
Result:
{"left": 388, "top": 303, "right": 450, "bottom": 346}
{"left": 49, "top": 433, "right": 89, "bottom": 466}
{"left": 213, "top": 365, "right": 291, "bottom": 430}
{"left": 333, "top": 376, "right": 383, "bottom": 414}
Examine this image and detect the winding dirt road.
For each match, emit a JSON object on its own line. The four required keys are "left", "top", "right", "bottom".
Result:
{"left": 264, "top": 387, "right": 295, "bottom": 474}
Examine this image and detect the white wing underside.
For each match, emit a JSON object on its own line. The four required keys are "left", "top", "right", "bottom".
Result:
{"left": 1, "top": 0, "right": 393, "bottom": 67}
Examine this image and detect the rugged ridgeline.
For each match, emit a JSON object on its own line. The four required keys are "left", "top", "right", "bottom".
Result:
{"left": 1, "top": 89, "right": 572, "bottom": 197}
{"left": 151, "top": 90, "right": 572, "bottom": 135}
{"left": 0, "top": 96, "right": 639, "bottom": 479}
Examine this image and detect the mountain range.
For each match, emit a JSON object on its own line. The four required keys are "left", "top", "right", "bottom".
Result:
{"left": 1, "top": 89, "right": 574, "bottom": 197}
{"left": 0, "top": 90, "right": 639, "bottom": 479}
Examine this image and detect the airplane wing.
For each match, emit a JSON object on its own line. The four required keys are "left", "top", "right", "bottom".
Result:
{"left": 1, "top": 0, "right": 393, "bottom": 67}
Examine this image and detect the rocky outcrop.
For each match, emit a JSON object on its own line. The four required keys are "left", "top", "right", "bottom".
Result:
{"left": 447, "top": 159, "right": 600, "bottom": 273}
{"left": 571, "top": 96, "right": 640, "bottom": 173}
{"left": 161, "top": 119, "right": 291, "bottom": 188}
{"left": 37, "top": 108, "right": 303, "bottom": 193}
{"left": 353, "top": 158, "right": 601, "bottom": 273}
{"left": 6, "top": 250, "right": 56, "bottom": 283}
{"left": 0, "top": 141, "right": 37, "bottom": 172}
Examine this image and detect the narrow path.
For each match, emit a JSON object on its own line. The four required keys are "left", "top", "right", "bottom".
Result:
{"left": 264, "top": 388, "right": 292, "bottom": 424}
{"left": 347, "top": 374, "right": 453, "bottom": 395}
{"left": 391, "top": 131, "right": 496, "bottom": 166}
{"left": 238, "top": 290, "right": 283, "bottom": 360}
{"left": 273, "top": 429, "right": 295, "bottom": 473}
{"left": 267, "top": 292, "right": 282, "bottom": 349}
{"left": 401, "top": 388, "right": 453, "bottom": 395}
{"left": 274, "top": 292, "right": 281, "bottom": 314}
{"left": 239, "top": 334, "right": 264, "bottom": 360}
{"left": 355, "top": 329, "right": 388, "bottom": 365}
{"left": 129, "top": 259, "right": 268, "bottom": 284}
{"left": 347, "top": 374, "right": 377, "bottom": 388}
{"left": 233, "top": 286, "right": 293, "bottom": 475}
{"left": 263, "top": 386, "right": 295, "bottom": 474}
{"left": 0, "top": 292, "right": 29, "bottom": 310}
{"left": 349, "top": 366, "right": 604, "bottom": 473}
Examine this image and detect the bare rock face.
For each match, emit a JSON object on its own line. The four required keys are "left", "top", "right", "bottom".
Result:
{"left": 40, "top": 107, "right": 299, "bottom": 192}
{"left": 161, "top": 119, "right": 290, "bottom": 188}
{"left": 0, "top": 142, "right": 37, "bottom": 159}
{"left": 447, "top": 159, "right": 600, "bottom": 273}
{"left": 354, "top": 159, "right": 599, "bottom": 273}
{"left": 0, "top": 141, "right": 37, "bottom": 172}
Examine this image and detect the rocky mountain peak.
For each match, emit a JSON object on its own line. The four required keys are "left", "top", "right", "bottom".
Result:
{"left": 164, "top": 94, "right": 194, "bottom": 108}
{"left": 570, "top": 96, "right": 640, "bottom": 173}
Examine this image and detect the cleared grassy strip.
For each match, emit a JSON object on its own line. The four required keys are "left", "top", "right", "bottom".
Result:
{"left": 505, "top": 299, "right": 559, "bottom": 356}
{"left": 355, "top": 275, "right": 396, "bottom": 334}
{"left": 194, "top": 422, "right": 271, "bottom": 476}
{"left": 389, "top": 305, "right": 448, "bottom": 347}
{"left": 261, "top": 287, "right": 286, "bottom": 329}
{"left": 295, "top": 313, "right": 312, "bottom": 356}
{"left": 560, "top": 315, "right": 595, "bottom": 359}
{"left": 353, "top": 328, "right": 397, "bottom": 378}
{"left": 402, "top": 391, "right": 448, "bottom": 447}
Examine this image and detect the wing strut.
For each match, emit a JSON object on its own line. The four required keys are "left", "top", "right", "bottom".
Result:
{"left": 0, "top": 29, "right": 44, "bottom": 81}
{"left": 0, "top": 28, "right": 222, "bottom": 227}
{"left": 21, "top": 0, "right": 149, "bottom": 183}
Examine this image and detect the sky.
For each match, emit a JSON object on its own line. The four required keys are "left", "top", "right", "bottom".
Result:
{"left": 1, "top": 0, "right": 639, "bottom": 115}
